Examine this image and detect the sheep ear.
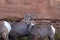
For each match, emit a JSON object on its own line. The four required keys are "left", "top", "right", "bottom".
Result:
{"left": 24, "top": 13, "right": 36, "bottom": 20}
{"left": 24, "top": 13, "right": 28, "bottom": 19}
{"left": 30, "top": 13, "right": 36, "bottom": 19}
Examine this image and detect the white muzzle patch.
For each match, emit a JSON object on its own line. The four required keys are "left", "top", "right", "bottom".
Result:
{"left": 51, "top": 25, "right": 55, "bottom": 34}
{"left": 31, "top": 22, "right": 35, "bottom": 26}
{"left": 3, "top": 21, "right": 11, "bottom": 33}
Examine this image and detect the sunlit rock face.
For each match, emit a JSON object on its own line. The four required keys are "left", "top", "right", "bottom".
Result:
{"left": 0, "top": 0, "right": 60, "bottom": 19}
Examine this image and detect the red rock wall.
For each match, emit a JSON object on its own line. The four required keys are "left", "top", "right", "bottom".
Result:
{"left": 0, "top": 0, "right": 60, "bottom": 19}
